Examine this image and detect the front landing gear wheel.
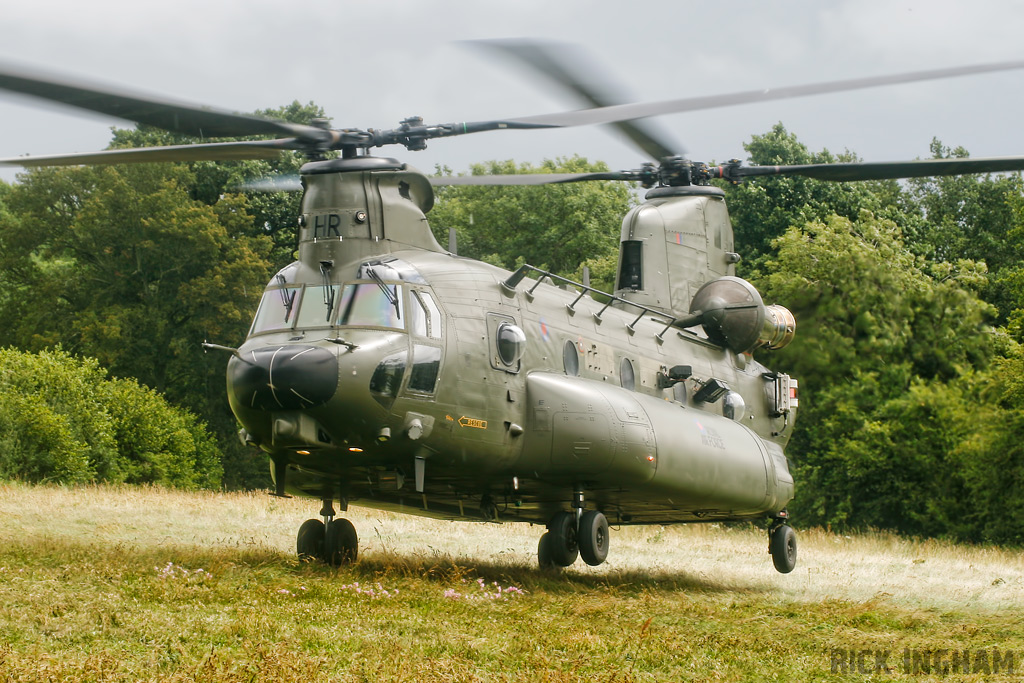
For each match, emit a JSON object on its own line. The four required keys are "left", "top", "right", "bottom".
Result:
{"left": 578, "top": 510, "right": 609, "bottom": 566}
{"left": 547, "top": 511, "right": 579, "bottom": 567}
{"left": 325, "top": 518, "right": 358, "bottom": 566}
{"left": 297, "top": 519, "right": 325, "bottom": 562}
{"left": 769, "top": 524, "right": 797, "bottom": 574}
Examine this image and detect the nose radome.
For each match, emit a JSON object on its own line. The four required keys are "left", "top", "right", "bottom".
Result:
{"left": 230, "top": 345, "right": 339, "bottom": 411}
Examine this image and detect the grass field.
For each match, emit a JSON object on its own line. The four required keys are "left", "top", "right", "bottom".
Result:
{"left": 1, "top": 483, "right": 1023, "bottom": 681}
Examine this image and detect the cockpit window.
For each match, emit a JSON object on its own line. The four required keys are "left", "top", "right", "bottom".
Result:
{"left": 336, "top": 283, "right": 404, "bottom": 329}
{"left": 250, "top": 286, "right": 302, "bottom": 334}
{"left": 296, "top": 285, "right": 340, "bottom": 328}
{"left": 357, "top": 258, "right": 426, "bottom": 284}
{"left": 409, "top": 290, "right": 442, "bottom": 339}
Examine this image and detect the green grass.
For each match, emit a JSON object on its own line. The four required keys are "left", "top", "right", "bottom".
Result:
{"left": 1, "top": 483, "right": 1023, "bottom": 681}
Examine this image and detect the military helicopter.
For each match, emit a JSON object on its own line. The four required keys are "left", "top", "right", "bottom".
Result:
{"left": 4, "top": 48, "right": 1024, "bottom": 575}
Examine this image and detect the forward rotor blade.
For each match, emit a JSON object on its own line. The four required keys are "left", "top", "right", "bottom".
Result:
{"left": 509, "top": 60, "right": 1024, "bottom": 129}
{"left": 0, "top": 139, "right": 302, "bottom": 167}
{"left": 0, "top": 60, "right": 328, "bottom": 141}
{"left": 472, "top": 39, "right": 684, "bottom": 160}
{"left": 232, "top": 174, "right": 303, "bottom": 192}
{"left": 726, "top": 156, "right": 1024, "bottom": 182}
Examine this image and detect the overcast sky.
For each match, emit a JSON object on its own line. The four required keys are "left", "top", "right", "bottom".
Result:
{"left": 3, "top": 0, "right": 1024, "bottom": 184}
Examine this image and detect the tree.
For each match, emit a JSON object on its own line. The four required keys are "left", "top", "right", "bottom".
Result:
{"left": 109, "top": 101, "right": 332, "bottom": 272}
{"left": 430, "top": 157, "right": 636, "bottom": 290}
{"left": 0, "top": 163, "right": 272, "bottom": 488}
{"left": 757, "top": 211, "right": 999, "bottom": 536}
{"left": 721, "top": 124, "right": 919, "bottom": 272}
{"left": 0, "top": 347, "right": 221, "bottom": 488}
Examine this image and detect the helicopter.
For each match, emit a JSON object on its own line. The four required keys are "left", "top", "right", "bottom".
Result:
{"left": 4, "top": 47, "right": 1024, "bottom": 575}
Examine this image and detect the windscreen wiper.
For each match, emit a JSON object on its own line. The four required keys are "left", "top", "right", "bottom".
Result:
{"left": 366, "top": 267, "right": 400, "bottom": 318}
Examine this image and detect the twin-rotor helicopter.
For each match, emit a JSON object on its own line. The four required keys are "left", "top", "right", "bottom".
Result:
{"left": 4, "top": 43, "right": 1024, "bottom": 573}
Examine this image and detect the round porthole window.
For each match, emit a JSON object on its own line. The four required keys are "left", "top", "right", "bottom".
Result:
{"left": 620, "top": 358, "right": 635, "bottom": 390}
{"left": 496, "top": 323, "right": 526, "bottom": 366}
{"left": 563, "top": 339, "right": 579, "bottom": 376}
{"left": 723, "top": 391, "right": 746, "bottom": 421}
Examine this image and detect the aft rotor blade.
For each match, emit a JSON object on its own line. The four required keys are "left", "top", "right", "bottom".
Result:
{"left": 430, "top": 171, "right": 638, "bottom": 186}
{"left": 0, "top": 60, "right": 329, "bottom": 141}
{"left": 724, "top": 156, "right": 1024, "bottom": 182}
{"left": 509, "top": 60, "right": 1024, "bottom": 129}
{"left": 472, "top": 39, "right": 683, "bottom": 160}
{"left": 0, "top": 139, "right": 302, "bottom": 167}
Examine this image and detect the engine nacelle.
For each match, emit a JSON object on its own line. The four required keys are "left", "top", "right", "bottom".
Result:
{"left": 689, "top": 276, "right": 795, "bottom": 354}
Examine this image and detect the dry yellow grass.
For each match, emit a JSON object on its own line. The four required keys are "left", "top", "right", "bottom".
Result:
{"left": 3, "top": 483, "right": 1024, "bottom": 681}
{"left": 3, "top": 482, "right": 1021, "bottom": 613}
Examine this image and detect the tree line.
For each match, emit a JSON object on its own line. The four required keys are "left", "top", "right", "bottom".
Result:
{"left": 1, "top": 112, "right": 1022, "bottom": 545}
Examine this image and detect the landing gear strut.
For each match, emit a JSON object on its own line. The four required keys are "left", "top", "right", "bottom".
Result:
{"left": 296, "top": 497, "right": 358, "bottom": 565}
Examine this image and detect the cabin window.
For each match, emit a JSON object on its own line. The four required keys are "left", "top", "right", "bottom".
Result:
{"left": 486, "top": 313, "right": 522, "bottom": 373}
{"left": 724, "top": 391, "right": 746, "bottom": 421}
{"left": 620, "top": 357, "right": 635, "bottom": 391}
{"left": 296, "top": 285, "right": 340, "bottom": 328}
{"left": 496, "top": 323, "right": 526, "bottom": 367}
{"left": 336, "top": 283, "right": 404, "bottom": 329}
{"left": 563, "top": 340, "right": 579, "bottom": 376}
{"left": 250, "top": 286, "right": 302, "bottom": 334}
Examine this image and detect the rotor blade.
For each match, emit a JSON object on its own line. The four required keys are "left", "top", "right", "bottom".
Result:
{"left": 508, "top": 59, "right": 1024, "bottom": 129}
{"left": 430, "top": 171, "right": 638, "bottom": 186}
{"left": 0, "top": 139, "right": 302, "bottom": 167}
{"left": 0, "top": 60, "right": 328, "bottom": 141}
{"left": 471, "top": 39, "right": 684, "bottom": 160}
{"left": 232, "top": 174, "right": 304, "bottom": 192}
{"left": 724, "top": 156, "right": 1024, "bottom": 182}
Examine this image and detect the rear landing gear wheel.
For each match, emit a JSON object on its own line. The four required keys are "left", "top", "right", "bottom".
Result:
{"left": 538, "top": 532, "right": 558, "bottom": 569}
{"left": 297, "top": 519, "right": 325, "bottom": 562}
{"left": 546, "top": 511, "right": 579, "bottom": 567}
{"left": 578, "top": 510, "right": 610, "bottom": 566}
{"left": 325, "top": 518, "right": 358, "bottom": 566}
{"left": 769, "top": 524, "right": 797, "bottom": 574}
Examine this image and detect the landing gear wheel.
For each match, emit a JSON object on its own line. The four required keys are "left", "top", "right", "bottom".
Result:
{"left": 769, "top": 524, "right": 797, "bottom": 574}
{"left": 324, "top": 518, "right": 358, "bottom": 566}
{"left": 296, "top": 519, "right": 325, "bottom": 562}
{"left": 547, "top": 511, "right": 579, "bottom": 567}
{"left": 578, "top": 510, "right": 610, "bottom": 566}
{"left": 537, "top": 532, "right": 559, "bottom": 569}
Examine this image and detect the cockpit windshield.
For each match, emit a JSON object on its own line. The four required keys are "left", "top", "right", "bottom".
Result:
{"left": 250, "top": 286, "right": 302, "bottom": 334}
{"left": 296, "top": 285, "right": 340, "bottom": 328}
{"left": 336, "top": 283, "right": 404, "bottom": 329}
{"left": 249, "top": 280, "right": 407, "bottom": 336}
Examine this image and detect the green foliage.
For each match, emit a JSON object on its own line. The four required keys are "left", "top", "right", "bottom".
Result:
{"left": 0, "top": 163, "right": 270, "bottom": 489}
{"left": 430, "top": 157, "right": 635, "bottom": 290}
{"left": 757, "top": 211, "right": 1024, "bottom": 542}
{"left": 109, "top": 101, "right": 330, "bottom": 271}
{"left": 722, "top": 124, "right": 917, "bottom": 271}
{"left": 0, "top": 347, "right": 222, "bottom": 487}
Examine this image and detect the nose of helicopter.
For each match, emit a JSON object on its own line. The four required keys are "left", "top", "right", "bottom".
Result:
{"left": 228, "top": 345, "right": 339, "bottom": 411}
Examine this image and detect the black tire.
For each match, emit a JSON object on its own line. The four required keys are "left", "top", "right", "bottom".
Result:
{"left": 296, "top": 519, "right": 325, "bottom": 562}
{"left": 537, "top": 532, "right": 559, "bottom": 569}
{"left": 770, "top": 524, "right": 797, "bottom": 574}
{"left": 547, "top": 511, "right": 579, "bottom": 567}
{"left": 578, "top": 510, "right": 610, "bottom": 566}
{"left": 324, "top": 518, "right": 358, "bottom": 566}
